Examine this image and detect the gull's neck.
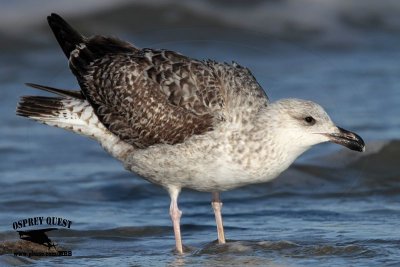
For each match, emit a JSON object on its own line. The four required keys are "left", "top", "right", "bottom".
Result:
{"left": 248, "top": 106, "right": 312, "bottom": 178}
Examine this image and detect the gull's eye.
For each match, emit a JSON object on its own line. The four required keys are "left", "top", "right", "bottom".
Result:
{"left": 304, "top": 116, "right": 316, "bottom": 125}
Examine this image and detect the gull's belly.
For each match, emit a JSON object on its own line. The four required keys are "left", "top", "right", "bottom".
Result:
{"left": 124, "top": 134, "right": 288, "bottom": 192}
{"left": 128, "top": 154, "right": 276, "bottom": 192}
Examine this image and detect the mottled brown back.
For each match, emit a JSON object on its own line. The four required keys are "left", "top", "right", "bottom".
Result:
{"left": 47, "top": 13, "right": 269, "bottom": 148}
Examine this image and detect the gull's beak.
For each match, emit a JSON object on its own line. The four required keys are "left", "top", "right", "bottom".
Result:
{"left": 326, "top": 127, "right": 365, "bottom": 152}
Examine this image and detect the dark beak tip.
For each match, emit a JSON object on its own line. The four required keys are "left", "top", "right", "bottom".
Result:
{"left": 348, "top": 142, "right": 365, "bottom": 153}
{"left": 330, "top": 127, "right": 365, "bottom": 153}
{"left": 354, "top": 135, "right": 366, "bottom": 153}
{"left": 357, "top": 144, "right": 366, "bottom": 153}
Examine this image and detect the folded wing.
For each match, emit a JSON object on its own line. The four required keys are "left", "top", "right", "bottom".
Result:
{"left": 47, "top": 13, "right": 268, "bottom": 148}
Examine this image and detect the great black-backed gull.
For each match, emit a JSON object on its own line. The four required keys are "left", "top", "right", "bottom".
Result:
{"left": 17, "top": 13, "right": 365, "bottom": 254}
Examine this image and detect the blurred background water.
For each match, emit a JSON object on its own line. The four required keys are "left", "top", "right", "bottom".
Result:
{"left": 0, "top": 0, "right": 399, "bottom": 266}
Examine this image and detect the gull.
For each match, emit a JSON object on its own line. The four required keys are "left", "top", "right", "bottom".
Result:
{"left": 17, "top": 13, "right": 365, "bottom": 254}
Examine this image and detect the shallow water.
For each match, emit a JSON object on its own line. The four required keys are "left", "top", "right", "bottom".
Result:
{"left": 1, "top": 1, "right": 400, "bottom": 266}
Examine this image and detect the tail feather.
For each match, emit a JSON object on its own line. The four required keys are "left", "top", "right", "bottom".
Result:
{"left": 16, "top": 95, "right": 105, "bottom": 139}
{"left": 16, "top": 94, "right": 128, "bottom": 159}
{"left": 17, "top": 96, "right": 63, "bottom": 119}
{"left": 17, "top": 82, "right": 100, "bottom": 136}
{"left": 17, "top": 94, "right": 132, "bottom": 160}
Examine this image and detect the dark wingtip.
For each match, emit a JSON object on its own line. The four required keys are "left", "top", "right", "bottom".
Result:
{"left": 25, "top": 82, "right": 39, "bottom": 89}
{"left": 47, "top": 13, "right": 84, "bottom": 58}
{"left": 47, "top": 13, "right": 67, "bottom": 27}
{"left": 47, "top": 13, "right": 58, "bottom": 22}
{"left": 24, "top": 83, "right": 84, "bottom": 99}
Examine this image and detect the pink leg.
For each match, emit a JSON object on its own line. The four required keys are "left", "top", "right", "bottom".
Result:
{"left": 169, "top": 188, "right": 183, "bottom": 254}
{"left": 211, "top": 192, "right": 226, "bottom": 244}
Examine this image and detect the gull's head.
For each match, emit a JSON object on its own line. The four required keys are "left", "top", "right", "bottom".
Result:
{"left": 266, "top": 99, "right": 365, "bottom": 152}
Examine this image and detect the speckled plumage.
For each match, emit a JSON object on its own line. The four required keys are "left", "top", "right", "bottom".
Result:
{"left": 72, "top": 46, "right": 268, "bottom": 148}
{"left": 17, "top": 14, "right": 365, "bottom": 253}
